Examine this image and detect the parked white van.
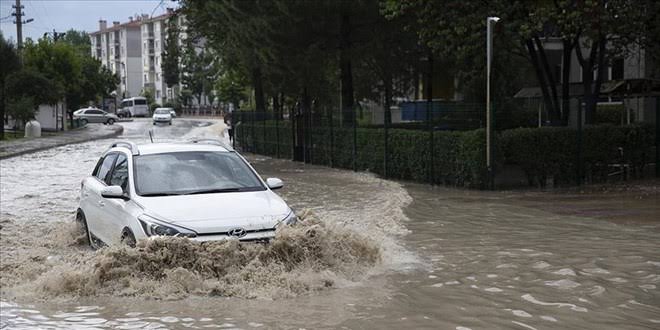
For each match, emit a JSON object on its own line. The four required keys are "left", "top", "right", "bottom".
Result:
{"left": 119, "top": 97, "right": 149, "bottom": 117}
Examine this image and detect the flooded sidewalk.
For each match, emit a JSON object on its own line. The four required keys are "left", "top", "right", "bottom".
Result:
{"left": 0, "top": 124, "right": 123, "bottom": 160}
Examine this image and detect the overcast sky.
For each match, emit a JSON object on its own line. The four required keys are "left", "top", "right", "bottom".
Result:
{"left": 1, "top": 0, "right": 178, "bottom": 43}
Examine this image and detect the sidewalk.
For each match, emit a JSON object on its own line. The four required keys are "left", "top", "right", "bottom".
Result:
{"left": 0, "top": 124, "right": 124, "bottom": 160}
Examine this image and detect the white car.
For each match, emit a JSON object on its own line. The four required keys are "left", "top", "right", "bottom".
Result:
{"left": 152, "top": 108, "right": 172, "bottom": 125}
{"left": 76, "top": 139, "right": 296, "bottom": 248}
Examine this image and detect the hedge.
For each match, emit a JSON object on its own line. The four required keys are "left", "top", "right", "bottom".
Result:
{"left": 500, "top": 124, "right": 655, "bottom": 186}
{"left": 236, "top": 121, "right": 656, "bottom": 188}
{"left": 236, "top": 122, "right": 488, "bottom": 188}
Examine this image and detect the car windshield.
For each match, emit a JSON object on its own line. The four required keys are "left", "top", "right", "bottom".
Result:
{"left": 133, "top": 151, "right": 265, "bottom": 196}
{"left": 155, "top": 109, "right": 170, "bottom": 114}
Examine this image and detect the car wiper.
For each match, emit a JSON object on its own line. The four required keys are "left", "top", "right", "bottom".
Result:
{"left": 140, "top": 192, "right": 185, "bottom": 197}
{"left": 184, "top": 188, "right": 242, "bottom": 195}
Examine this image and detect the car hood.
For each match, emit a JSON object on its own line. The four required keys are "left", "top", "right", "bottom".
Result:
{"left": 135, "top": 190, "right": 290, "bottom": 233}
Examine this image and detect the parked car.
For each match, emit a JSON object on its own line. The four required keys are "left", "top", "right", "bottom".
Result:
{"left": 119, "top": 97, "right": 149, "bottom": 117}
{"left": 152, "top": 108, "right": 173, "bottom": 125}
{"left": 76, "top": 139, "right": 296, "bottom": 247}
{"left": 73, "top": 107, "right": 119, "bottom": 125}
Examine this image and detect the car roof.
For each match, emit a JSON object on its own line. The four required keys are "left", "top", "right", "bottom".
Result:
{"left": 108, "top": 141, "right": 232, "bottom": 156}
{"left": 155, "top": 107, "right": 173, "bottom": 110}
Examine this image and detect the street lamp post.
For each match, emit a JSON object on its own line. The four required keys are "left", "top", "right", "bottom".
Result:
{"left": 486, "top": 16, "right": 500, "bottom": 189}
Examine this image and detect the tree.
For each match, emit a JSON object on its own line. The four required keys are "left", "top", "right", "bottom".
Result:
{"left": 180, "top": 38, "right": 216, "bottom": 105}
{"left": 4, "top": 68, "right": 59, "bottom": 127}
{"left": 162, "top": 15, "right": 181, "bottom": 90}
{"left": 61, "top": 29, "right": 91, "bottom": 56}
{"left": 215, "top": 67, "right": 249, "bottom": 109}
{"left": 0, "top": 32, "right": 20, "bottom": 139}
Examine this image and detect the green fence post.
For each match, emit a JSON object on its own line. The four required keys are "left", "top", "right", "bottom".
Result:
{"left": 330, "top": 107, "right": 334, "bottom": 168}
{"left": 353, "top": 105, "right": 357, "bottom": 172}
{"left": 656, "top": 96, "right": 659, "bottom": 178}
{"left": 276, "top": 110, "right": 280, "bottom": 158}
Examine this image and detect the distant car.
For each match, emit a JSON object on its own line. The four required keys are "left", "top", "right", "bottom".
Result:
{"left": 73, "top": 107, "right": 119, "bottom": 125}
{"left": 152, "top": 108, "right": 172, "bottom": 125}
{"left": 119, "top": 97, "right": 149, "bottom": 117}
{"left": 76, "top": 139, "right": 296, "bottom": 247}
{"left": 169, "top": 109, "right": 177, "bottom": 118}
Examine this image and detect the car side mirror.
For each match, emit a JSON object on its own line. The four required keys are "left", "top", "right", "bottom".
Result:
{"left": 101, "top": 185, "right": 129, "bottom": 200}
{"left": 266, "top": 178, "right": 284, "bottom": 190}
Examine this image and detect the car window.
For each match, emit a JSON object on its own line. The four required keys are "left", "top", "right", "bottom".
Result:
{"left": 87, "top": 110, "right": 103, "bottom": 115}
{"left": 96, "top": 153, "right": 118, "bottom": 183}
{"left": 133, "top": 151, "right": 265, "bottom": 196}
{"left": 134, "top": 99, "right": 147, "bottom": 105}
{"left": 109, "top": 154, "right": 129, "bottom": 192}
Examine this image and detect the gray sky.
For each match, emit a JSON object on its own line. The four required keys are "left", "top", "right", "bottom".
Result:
{"left": 1, "top": 0, "right": 178, "bottom": 43}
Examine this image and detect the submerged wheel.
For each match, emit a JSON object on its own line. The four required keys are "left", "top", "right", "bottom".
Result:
{"left": 76, "top": 210, "right": 93, "bottom": 248}
{"left": 80, "top": 118, "right": 88, "bottom": 126}
{"left": 107, "top": 118, "right": 115, "bottom": 125}
{"left": 121, "top": 229, "right": 136, "bottom": 248}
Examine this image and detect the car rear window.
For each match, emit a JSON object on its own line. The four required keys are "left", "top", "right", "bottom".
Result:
{"left": 134, "top": 99, "right": 147, "bottom": 105}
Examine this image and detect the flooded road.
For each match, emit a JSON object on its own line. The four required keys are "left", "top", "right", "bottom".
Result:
{"left": 1, "top": 119, "right": 659, "bottom": 329}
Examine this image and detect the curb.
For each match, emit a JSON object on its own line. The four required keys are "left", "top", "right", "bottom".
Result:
{"left": 0, "top": 125, "right": 124, "bottom": 160}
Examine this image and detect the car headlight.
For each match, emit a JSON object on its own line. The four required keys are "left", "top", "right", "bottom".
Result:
{"left": 276, "top": 209, "right": 298, "bottom": 227}
{"left": 138, "top": 214, "right": 197, "bottom": 238}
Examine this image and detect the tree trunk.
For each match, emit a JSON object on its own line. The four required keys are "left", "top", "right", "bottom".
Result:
{"left": 340, "top": 12, "right": 354, "bottom": 125}
{"left": 576, "top": 39, "right": 602, "bottom": 125}
{"left": 252, "top": 66, "right": 266, "bottom": 113}
{"left": 273, "top": 94, "right": 280, "bottom": 119}
{"left": 561, "top": 38, "right": 574, "bottom": 125}
{"left": 384, "top": 75, "right": 392, "bottom": 126}
{"left": 533, "top": 36, "right": 561, "bottom": 125}
{"left": 525, "top": 39, "right": 555, "bottom": 125}
{"left": 0, "top": 95, "right": 4, "bottom": 140}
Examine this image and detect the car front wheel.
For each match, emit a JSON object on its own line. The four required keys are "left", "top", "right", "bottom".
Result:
{"left": 81, "top": 118, "right": 88, "bottom": 126}
{"left": 107, "top": 118, "right": 115, "bottom": 125}
{"left": 76, "top": 210, "right": 93, "bottom": 248}
{"left": 121, "top": 229, "right": 136, "bottom": 248}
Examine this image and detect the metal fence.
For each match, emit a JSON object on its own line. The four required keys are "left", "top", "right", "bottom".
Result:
{"left": 232, "top": 97, "right": 659, "bottom": 189}
{"left": 233, "top": 102, "right": 497, "bottom": 188}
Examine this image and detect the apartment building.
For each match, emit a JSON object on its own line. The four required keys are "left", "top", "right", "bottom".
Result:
{"left": 91, "top": 9, "right": 209, "bottom": 107}
{"left": 140, "top": 9, "right": 183, "bottom": 105}
{"left": 90, "top": 18, "right": 143, "bottom": 99}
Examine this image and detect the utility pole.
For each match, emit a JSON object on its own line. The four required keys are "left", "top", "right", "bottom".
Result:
{"left": 12, "top": 0, "right": 34, "bottom": 62}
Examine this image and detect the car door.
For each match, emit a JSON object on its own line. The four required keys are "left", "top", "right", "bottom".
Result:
{"left": 84, "top": 152, "right": 118, "bottom": 244}
{"left": 87, "top": 109, "right": 104, "bottom": 123}
{"left": 100, "top": 153, "right": 132, "bottom": 245}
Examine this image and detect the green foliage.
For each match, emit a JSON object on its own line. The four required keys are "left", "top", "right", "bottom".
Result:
{"left": 6, "top": 96, "right": 36, "bottom": 125}
{"left": 179, "top": 89, "right": 193, "bottom": 107}
{"left": 235, "top": 117, "right": 489, "bottom": 188}
{"left": 500, "top": 125, "right": 656, "bottom": 186}
{"left": 161, "top": 15, "right": 181, "bottom": 88}
{"left": 1, "top": 32, "right": 20, "bottom": 139}
{"left": 162, "top": 101, "right": 181, "bottom": 111}
{"left": 215, "top": 68, "right": 249, "bottom": 109}
{"left": 4, "top": 68, "right": 59, "bottom": 106}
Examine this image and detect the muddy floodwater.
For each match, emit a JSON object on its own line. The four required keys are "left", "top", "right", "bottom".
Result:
{"left": 1, "top": 119, "right": 659, "bottom": 329}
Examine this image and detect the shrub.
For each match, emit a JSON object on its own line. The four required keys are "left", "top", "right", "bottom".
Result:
{"left": 500, "top": 124, "right": 655, "bottom": 186}
{"left": 237, "top": 118, "right": 655, "bottom": 189}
